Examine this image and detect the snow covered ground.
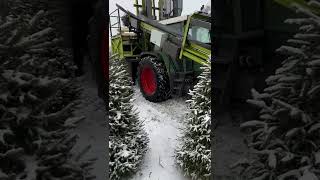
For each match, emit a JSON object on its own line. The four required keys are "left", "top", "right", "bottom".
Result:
{"left": 129, "top": 86, "right": 190, "bottom": 180}
{"left": 70, "top": 61, "right": 190, "bottom": 180}
{"left": 214, "top": 112, "right": 250, "bottom": 180}
{"left": 72, "top": 63, "right": 107, "bottom": 180}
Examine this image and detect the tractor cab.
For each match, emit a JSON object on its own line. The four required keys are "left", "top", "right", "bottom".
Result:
{"left": 180, "top": 12, "right": 211, "bottom": 65}
{"left": 187, "top": 18, "right": 211, "bottom": 46}
{"left": 158, "top": 11, "right": 211, "bottom": 65}
{"left": 186, "top": 12, "right": 211, "bottom": 46}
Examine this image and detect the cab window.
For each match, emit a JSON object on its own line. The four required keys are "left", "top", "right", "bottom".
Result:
{"left": 188, "top": 26, "right": 211, "bottom": 44}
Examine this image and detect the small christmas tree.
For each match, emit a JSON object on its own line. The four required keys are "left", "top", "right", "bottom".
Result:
{"left": 0, "top": 2, "right": 94, "bottom": 179}
{"left": 233, "top": 1, "right": 320, "bottom": 179}
{"left": 109, "top": 58, "right": 149, "bottom": 180}
{"left": 175, "top": 60, "right": 211, "bottom": 180}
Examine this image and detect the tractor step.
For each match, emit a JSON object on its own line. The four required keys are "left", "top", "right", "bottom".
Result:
{"left": 170, "top": 72, "right": 194, "bottom": 97}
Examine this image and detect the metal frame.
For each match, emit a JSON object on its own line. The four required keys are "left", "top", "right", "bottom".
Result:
{"left": 109, "top": 8, "right": 122, "bottom": 37}
{"left": 116, "top": 4, "right": 183, "bottom": 37}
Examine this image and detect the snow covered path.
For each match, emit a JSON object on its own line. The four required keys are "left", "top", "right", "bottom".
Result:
{"left": 129, "top": 86, "right": 190, "bottom": 180}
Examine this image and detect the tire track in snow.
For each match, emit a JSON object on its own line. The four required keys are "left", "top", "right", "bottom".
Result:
{"left": 129, "top": 86, "right": 190, "bottom": 180}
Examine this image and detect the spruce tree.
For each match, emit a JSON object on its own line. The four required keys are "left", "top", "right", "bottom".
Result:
{"left": 0, "top": 2, "right": 94, "bottom": 179}
{"left": 109, "top": 58, "right": 149, "bottom": 180}
{"left": 233, "top": 1, "right": 320, "bottom": 179}
{"left": 176, "top": 60, "right": 211, "bottom": 180}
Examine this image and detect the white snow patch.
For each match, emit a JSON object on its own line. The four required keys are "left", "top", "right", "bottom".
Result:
{"left": 129, "top": 86, "right": 190, "bottom": 180}
{"left": 119, "top": 149, "right": 133, "bottom": 158}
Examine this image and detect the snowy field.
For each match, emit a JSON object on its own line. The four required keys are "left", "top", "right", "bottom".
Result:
{"left": 129, "top": 86, "right": 190, "bottom": 180}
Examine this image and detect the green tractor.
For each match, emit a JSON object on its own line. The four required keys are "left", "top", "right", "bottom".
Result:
{"left": 109, "top": 0, "right": 211, "bottom": 102}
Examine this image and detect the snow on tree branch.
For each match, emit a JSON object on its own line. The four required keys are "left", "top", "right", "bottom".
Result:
{"left": 176, "top": 60, "right": 211, "bottom": 180}
{"left": 109, "top": 58, "right": 149, "bottom": 179}
{"left": 0, "top": 1, "right": 94, "bottom": 179}
{"left": 233, "top": 1, "right": 320, "bottom": 179}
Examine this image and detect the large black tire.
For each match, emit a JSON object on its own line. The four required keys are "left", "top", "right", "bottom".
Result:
{"left": 137, "top": 56, "right": 171, "bottom": 102}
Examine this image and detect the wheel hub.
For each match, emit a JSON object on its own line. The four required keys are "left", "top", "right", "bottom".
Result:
{"left": 140, "top": 66, "right": 156, "bottom": 95}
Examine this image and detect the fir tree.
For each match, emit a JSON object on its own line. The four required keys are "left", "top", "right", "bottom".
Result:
{"left": 109, "top": 58, "right": 149, "bottom": 180}
{"left": 0, "top": 2, "right": 94, "bottom": 179}
{"left": 175, "top": 60, "right": 211, "bottom": 180}
{"left": 233, "top": 1, "right": 320, "bottom": 179}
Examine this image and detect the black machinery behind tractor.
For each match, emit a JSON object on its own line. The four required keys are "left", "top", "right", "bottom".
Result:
{"left": 212, "top": 0, "right": 304, "bottom": 112}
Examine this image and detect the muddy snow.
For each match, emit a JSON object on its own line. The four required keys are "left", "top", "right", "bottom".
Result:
{"left": 129, "top": 87, "right": 190, "bottom": 180}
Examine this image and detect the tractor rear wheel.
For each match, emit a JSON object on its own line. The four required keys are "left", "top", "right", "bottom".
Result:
{"left": 137, "top": 56, "right": 171, "bottom": 102}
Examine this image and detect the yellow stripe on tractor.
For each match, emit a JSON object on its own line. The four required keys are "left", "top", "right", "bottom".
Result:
{"left": 111, "top": 35, "right": 124, "bottom": 59}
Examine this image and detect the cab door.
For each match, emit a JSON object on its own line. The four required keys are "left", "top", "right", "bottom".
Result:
{"left": 180, "top": 15, "right": 211, "bottom": 74}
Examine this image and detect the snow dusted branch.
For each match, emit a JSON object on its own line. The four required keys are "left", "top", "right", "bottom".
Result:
{"left": 0, "top": 1, "right": 93, "bottom": 179}
{"left": 109, "top": 58, "right": 148, "bottom": 179}
{"left": 233, "top": 1, "right": 320, "bottom": 179}
{"left": 176, "top": 60, "right": 211, "bottom": 180}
